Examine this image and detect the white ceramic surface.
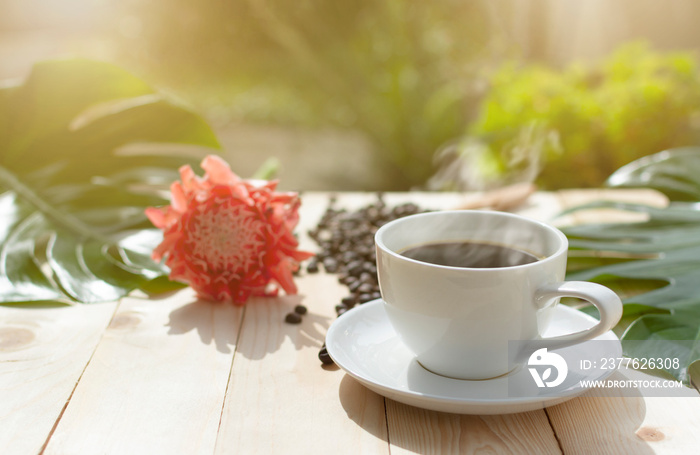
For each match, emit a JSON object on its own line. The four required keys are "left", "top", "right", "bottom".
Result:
{"left": 326, "top": 299, "right": 621, "bottom": 415}
{"left": 375, "top": 210, "right": 622, "bottom": 379}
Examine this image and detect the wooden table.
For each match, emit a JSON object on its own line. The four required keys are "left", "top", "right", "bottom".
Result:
{"left": 1, "top": 190, "right": 699, "bottom": 455}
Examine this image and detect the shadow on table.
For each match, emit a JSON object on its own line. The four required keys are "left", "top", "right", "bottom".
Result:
{"left": 166, "top": 297, "right": 243, "bottom": 354}
{"left": 234, "top": 294, "right": 332, "bottom": 360}
{"left": 338, "top": 372, "right": 657, "bottom": 454}
{"left": 166, "top": 293, "right": 331, "bottom": 358}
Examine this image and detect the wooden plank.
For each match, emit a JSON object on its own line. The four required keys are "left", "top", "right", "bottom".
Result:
{"left": 43, "top": 289, "right": 242, "bottom": 455}
{"left": 546, "top": 380, "right": 700, "bottom": 455}
{"left": 387, "top": 401, "right": 562, "bottom": 455}
{"left": 0, "top": 302, "right": 117, "bottom": 455}
{"left": 214, "top": 272, "right": 389, "bottom": 454}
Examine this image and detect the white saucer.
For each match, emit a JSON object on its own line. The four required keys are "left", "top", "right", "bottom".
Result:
{"left": 326, "top": 299, "right": 621, "bottom": 415}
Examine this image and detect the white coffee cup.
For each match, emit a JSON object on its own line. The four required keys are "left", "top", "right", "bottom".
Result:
{"left": 375, "top": 210, "right": 622, "bottom": 380}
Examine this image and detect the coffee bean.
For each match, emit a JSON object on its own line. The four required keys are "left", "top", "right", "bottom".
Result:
{"left": 294, "top": 305, "right": 308, "bottom": 315}
{"left": 346, "top": 260, "right": 365, "bottom": 276}
{"left": 306, "top": 260, "right": 319, "bottom": 273}
{"left": 359, "top": 272, "right": 376, "bottom": 284}
{"left": 285, "top": 312, "right": 302, "bottom": 324}
{"left": 348, "top": 280, "right": 361, "bottom": 293}
{"left": 319, "top": 346, "right": 334, "bottom": 365}
{"left": 358, "top": 293, "right": 374, "bottom": 303}
{"left": 341, "top": 295, "right": 356, "bottom": 306}
{"left": 342, "top": 251, "right": 359, "bottom": 263}
{"left": 323, "top": 257, "right": 339, "bottom": 273}
{"left": 335, "top": 303, "right": 348, "bottom": 314}
{"left": 357, "top": 283, "right": 374, "bottom": 294}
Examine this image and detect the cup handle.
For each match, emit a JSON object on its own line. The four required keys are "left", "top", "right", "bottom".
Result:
{"left": 535, "top": 281, "right": 622, "bottom": 349}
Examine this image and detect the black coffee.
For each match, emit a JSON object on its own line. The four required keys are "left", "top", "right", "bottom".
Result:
{"left": 400, "top": 241, "right": 539, "bottom": 268}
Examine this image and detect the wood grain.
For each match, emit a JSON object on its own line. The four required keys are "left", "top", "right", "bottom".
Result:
{"left": 387, "top": 400, "right": 562, "bottom": 455}
{"left": 214, "top": 273, "right": 389, "bottom": 454}
{"left": 546, "top": 378, "right": 700, "bottom": 455}
{"left": 0, "top": 302, "right": 117, "bottom": 455}
{"left": 43, "top": 289, "right": 242, "bottom": 455}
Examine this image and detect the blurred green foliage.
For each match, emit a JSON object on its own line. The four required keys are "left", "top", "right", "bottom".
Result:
{"left": 468, "top": 43, "right": 700, "bottom": 189}
{"left": 117, "top": 0, "right": 507, "bottom": 190}
{"left": 116, "top": 2, "right": 700, "bottom": 190}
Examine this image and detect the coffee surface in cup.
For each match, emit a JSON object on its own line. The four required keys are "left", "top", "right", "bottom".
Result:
{"left": 400, "top": 241, "right": 539, "bottom": 268}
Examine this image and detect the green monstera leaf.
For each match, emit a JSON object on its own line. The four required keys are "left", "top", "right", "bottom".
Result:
{"left": 563, "top": 148, "right": 700, "bottom": 385}
{"left": 0, "top": 59, "right": 220, "bottom": 304}
{"left": 606, "top": 147, "right": 700, "bottom": 202}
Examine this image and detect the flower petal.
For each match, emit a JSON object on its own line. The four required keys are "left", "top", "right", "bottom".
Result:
{"left": 145, "top": 207, "right": 166, "bottom": 228}
{"left": 269, "top": 258, "right": 298, "bottom": 295}
{"left": 179, "top": 164, "right": 203, "bottom": 192}
{"left": 170, "top": 181, "right": 188, "bottom": 212}
{"left": 201, "top": 155, "right": 239, "bottom": 186}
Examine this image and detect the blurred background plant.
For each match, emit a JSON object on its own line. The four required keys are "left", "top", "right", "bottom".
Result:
{"left": 3, "top": 0, "right": 700, "bottom": 191}
{"left": 442, "top": 43, "right": 700, "bottom": 190}
{"left": 112, "top": 0, "right": 507, "bottom": 190}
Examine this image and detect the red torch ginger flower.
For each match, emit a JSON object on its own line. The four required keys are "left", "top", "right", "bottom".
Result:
{"left": 145, "top": 155, "right": 314, "bottom": 304}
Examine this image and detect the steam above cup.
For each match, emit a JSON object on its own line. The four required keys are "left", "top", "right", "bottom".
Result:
{"left": 374, "top": 210, "right": 622, "bottom": 380}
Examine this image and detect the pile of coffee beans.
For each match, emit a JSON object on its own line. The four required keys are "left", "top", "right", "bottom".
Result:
{"left": 306, "top": 194, "right": 428, "bottom": 365}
